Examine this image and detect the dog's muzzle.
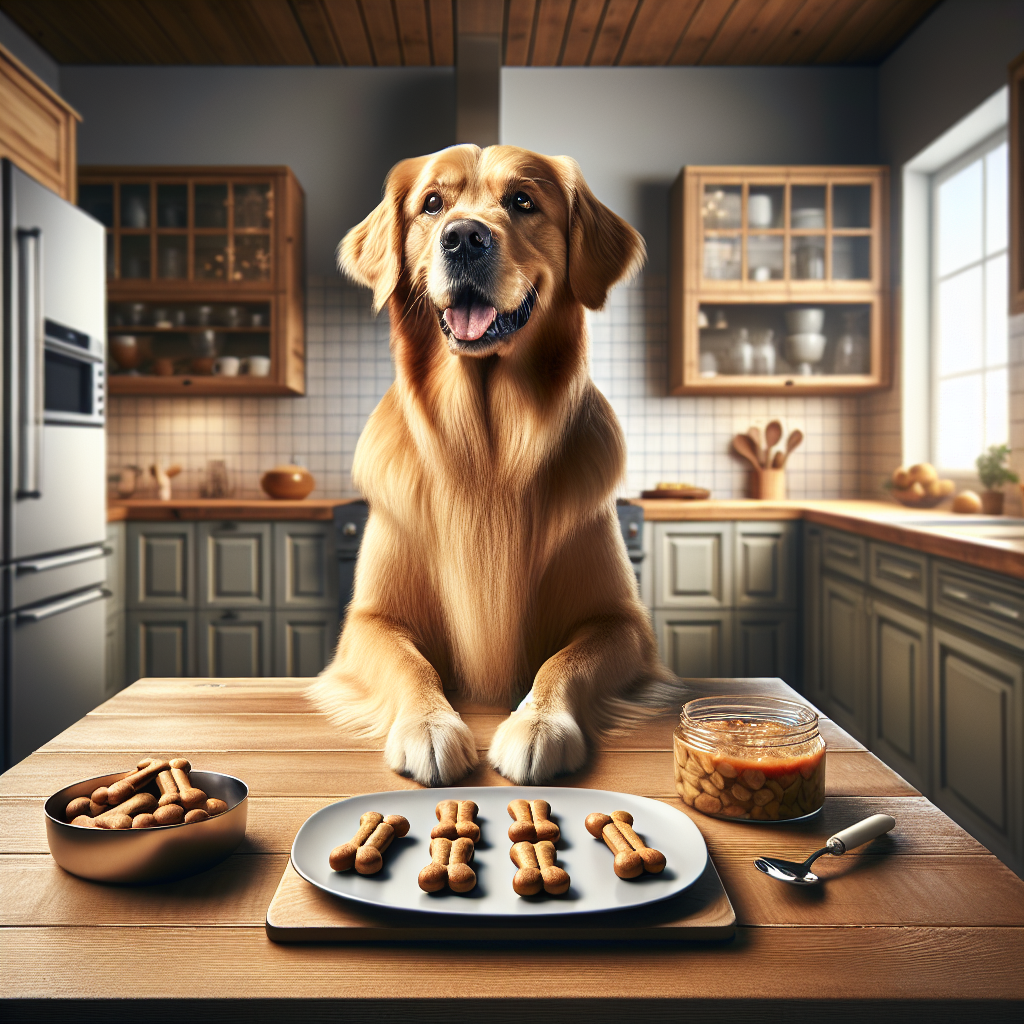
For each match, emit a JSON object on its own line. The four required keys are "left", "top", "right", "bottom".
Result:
{"left": 438, "top": 286, "right": 537, "bottom": 347}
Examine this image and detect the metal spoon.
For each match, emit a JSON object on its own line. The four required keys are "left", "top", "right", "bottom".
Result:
{"left": 754, "top": 813, "right": 896, "bottom": 886}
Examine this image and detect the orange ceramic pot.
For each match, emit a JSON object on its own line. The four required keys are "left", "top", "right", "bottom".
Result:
{"left": 260, "top": 464, "right": 315, "bottom": 500}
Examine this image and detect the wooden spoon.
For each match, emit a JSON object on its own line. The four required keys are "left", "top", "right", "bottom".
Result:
{"left": 747, "top": 426, "right": 765, "bottom": 466}
{"left": 777, "top": 429, "right": 804, "bottom": 467}
{"left": 765, "top": 420, "right": 783, "bottom": 462}
{"left": 732, "top": 433, "right": 763, "bottom": 470}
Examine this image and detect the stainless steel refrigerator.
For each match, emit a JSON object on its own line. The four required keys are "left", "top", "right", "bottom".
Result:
{"left": 2, "top": 160, "right": 108, "bottom": 770}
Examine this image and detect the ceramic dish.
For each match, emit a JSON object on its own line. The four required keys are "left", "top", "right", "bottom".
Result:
{"left": 44, "top": 770, "right": 248, "bottom": 884}
{"left": 290, "top": 786, "right": 707, "bottom": 918}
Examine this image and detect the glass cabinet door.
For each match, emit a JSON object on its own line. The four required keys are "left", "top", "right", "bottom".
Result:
{"left": 831, "top": 183, "right": 872, "bottom": 280}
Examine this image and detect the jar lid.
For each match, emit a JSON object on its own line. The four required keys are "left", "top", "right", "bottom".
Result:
{"left": 679, "top": 695, "right": 819, "bottom": 749}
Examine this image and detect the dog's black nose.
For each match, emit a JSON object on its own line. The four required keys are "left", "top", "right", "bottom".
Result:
{"left": 440, "top": 219, "right": 492, "bottom": 259}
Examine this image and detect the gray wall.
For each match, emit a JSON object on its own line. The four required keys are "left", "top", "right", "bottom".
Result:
{"left": 502, "top": 66, "right": 879, "bottom": 272}
{"left": 0, "top": 8, "right": 60, "bottom": 92}
{"left": 60, "top": 66, "right": 455, "bottom": 275}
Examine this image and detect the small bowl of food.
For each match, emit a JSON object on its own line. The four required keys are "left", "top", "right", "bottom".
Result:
{"left": 44, "top": 757, "right": 248, "bottom": 884}
{"left": 674, "top": 696, "right": 825, "bottom": 822}
{"left": 888, "top": 463, "right": 955, "bottom": 508}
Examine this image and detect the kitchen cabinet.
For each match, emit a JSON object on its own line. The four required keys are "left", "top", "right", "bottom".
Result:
{"left": 124, "top": 520, "right": 338, "bottom": 682}
{"left": 649, "top": 521, "right": 798, "bottom": 687}
{"left": 78, "top": 165, "right": 305, "bottom": 395}
{"left": 669, "top": 165, "right": 889, "bottom": 394}
{"left": 932, "top": 624, "right": 1022, "bottom": 872}
{"left": 1010, "top": 48, "right": 1023, "bottom": 315}
{"left": 868, "top": 595, "right": 930, "bottom": 792}
{"left": 803, "top": 524, "right": 823, "bottom": 702}
{"left": 820, "top": 572, "right": 869, "bottom": 743}
{"left": 0, "top": 42, "right": 79, "bottom": 202}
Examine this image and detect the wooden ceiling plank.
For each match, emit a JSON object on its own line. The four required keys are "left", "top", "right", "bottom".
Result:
{"left": 427, "top": 0, "right": 454, "bottom": 63}
{"left": 586, "top": 0, "right": 636, "bottom": 65}
{"left": 842, "top": 0, "right": 940, "bottom": 65}
{"left": 322, "top": 0, "right": 376, "bottom": 64}
{"left": 139, "top": 0, "right": 222, "bottom": 64}
{"left": 559, "top": 0, "right": 605, "bottom": 65}
{"left": 457, "top": 0, "right": 503, "bottom": 34}
{"left": 360, "top": 0, "right": 403, "bottom": 63}
{"left": 241, "top": 0, "right": 316, "bottom": 64}
{"left": 807, "top": 0, "right": 887, "bottom": 64}
{"left": 504, "top": 0, "right": 536, "bottom": 65}
{"left": 698, "top": 0, "right": 771, "bottom": 65}
{"left": 0, "top": 1, "right": 90, "bottom": 63}
{"left": 160, "top": 0, "right": 258, "bottom": 64}
{"left": 33, "top": 0, "right": 128, "bottom": 63}
{"left": 289, "top": 0, "right": 346, "bottom": 63}
{"left": 756, "top": 0, "right": 840, "bottom": 64}
{"left": 670, "top": 0, "right": 744, "bottom": 66}
{"left": 394, "top": 0, "right": 433, "bottom": 64}
{"left": 775, "top": 0, "right": 863, "bottom": 64}
{"left": 717, "top": 0, "right": 802, "bottom": 65}
{"left": 621, "top": 0, "right": 700, "bottom": 66}
{"left": 529, "top": 0, "right": 573, "bottom": 66}
{"left": 89, "top": 0, "right": 188, "bottom": 64}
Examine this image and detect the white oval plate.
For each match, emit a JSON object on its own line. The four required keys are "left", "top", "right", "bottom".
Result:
{"left": 290, "top": 786, "right": 707, "bottom": 918}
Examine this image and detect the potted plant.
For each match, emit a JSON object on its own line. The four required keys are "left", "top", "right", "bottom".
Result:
{"left": 975, "top": 444, "right": 1019, "bottom": 514}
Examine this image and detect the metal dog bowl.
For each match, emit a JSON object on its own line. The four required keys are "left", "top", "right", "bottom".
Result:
{"left": 44, "top": 769, "right": 248, "bottom": 884}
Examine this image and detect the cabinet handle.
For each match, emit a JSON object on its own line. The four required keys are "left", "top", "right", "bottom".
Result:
{"left": 987, "top": 601, "right": 1020, "bottom": 621}
{"left": 16, "top": 227, "right": 43, "bottom": 499}
{"left": 942, "top": 585, "right": 971, "bottom": 603}
{"left": 941, "top": 584, "right": 1020, "bottom": 621}
{"left": 878, "top": 561, "right": 917, "bottom": 581}
{"left": 828, "top": 542, "right": 859, "bottom": 561}
{"left": 17, "top": 545, "right": 109, "bottom": 573}
{"left": 17, "top": 587, "right": 108, "bottom": 623}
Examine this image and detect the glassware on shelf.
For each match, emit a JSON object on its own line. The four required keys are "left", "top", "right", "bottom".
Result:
{"left": 191, "top": 329, "right": 222, "bottom": 359}
{"left": 200, "top": 460, "right": 234, "bottom": 499}
{"left": 747, "top": 235, "right": 784, "bottom": 281}
{"left": 702, "top": 185, "right": 741, "bottom": 229}
{"left": 703, "top": 235, "right": 741, "bottom": 280}
{"left": 128, "top": 302, "right": 147, "bottom": 326}
{"left": 699, "top": 351, "right": 718, "bottom": 377}
{"left": 747, "top": 186, "right": 783, "bottom": 229}
{"left": 790, "top": 185, "right": 825, "bottom": 229}
{"left": 792, "top": 237, "right": 825, "bottom": 280}
{"left": 833, "top": 311, "right": 868, "bottom": 373}
{"left": 157, "top": 235, "right": 187, "bottom": 279}
{"left": 728, "top": 328, "right": 754, "bottom": 375}
{"left": 120, "top": 183, "right": 150, "bottom": 228}
{"left": 751, "top": 329, "right": 777, "bottom": 375}
{"left": 784, "top": 308, "right": 826, "bottom": 376}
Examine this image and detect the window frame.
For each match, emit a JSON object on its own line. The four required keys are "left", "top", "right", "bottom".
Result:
{"left": 929, "top": 127, "right": 1009, "bottom": 475}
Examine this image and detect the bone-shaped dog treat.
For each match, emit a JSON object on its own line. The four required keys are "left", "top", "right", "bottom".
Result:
{"left": 509, "top": 841, "right": 544, "bottom": 895}
{"left": 448, "top": 837, "right": 477, "bottom": 892}
{"left": 456, "top": 800, "right": 481, "bottom": 843}
{"left": 168, "top": 758, "right": 208, "bottom": 811}
{"left": 104, "top": 759, "right": 170, "bottom": 806}
{"left": 534, "top": 840, "right": 570, "bottom": 894}
{"left": 418, "top": 837, "right": 452, "bottom": 891}
{"left": 586, "top": 809, "right": 666, "bottom": 877}
{"left": 507, "top": 799, "right": 560, "bottom": 843}
{"left": 431, "top": 800, "right": 459, "bottom": 840}
{"left": 330, "top": 811, "right": 383, "bottom": 871}
{"left": 206, "top": 798, "right": 229, "bottom": 816}
{"left": 153, "top": 803, "right": 185, "bottom": 825}
{"left": 156, "top": 768, "right": 182, "bottom": 806}
{"left": 351, "top": 814, "right": 409, "bottom": 875}
{"left": 65, "top": 796, "right": 94, "bottom": 821}
{"left": 132, "top": 813, "right": 157, "bottom": 829}
{"left": 93, "top": 791, "right": 158, "bottom": 827}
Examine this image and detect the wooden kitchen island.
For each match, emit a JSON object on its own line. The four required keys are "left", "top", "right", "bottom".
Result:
{"left": 1, "top": 676, "right": 1021, "bottom": 1022}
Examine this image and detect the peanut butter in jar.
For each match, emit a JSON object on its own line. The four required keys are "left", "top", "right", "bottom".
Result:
{"left": 674, "top": 696, "right": 825, "bottom": 822}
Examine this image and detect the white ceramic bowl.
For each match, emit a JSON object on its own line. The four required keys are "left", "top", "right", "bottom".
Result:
{"left": 785, "top": 307, "right": 825, "bottom": 334}
{"left": 786, "top": 332, "right": 827, "bottom": 364}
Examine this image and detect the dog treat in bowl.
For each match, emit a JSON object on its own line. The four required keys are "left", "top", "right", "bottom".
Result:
{"left": 328, "top": 812, "right": 410, "bottom": 874}
{"left": 674, "top": 696, "right": 826, "bottom": 822}
{"left": 585, "top": 810, "right": 666, "bottom": 877}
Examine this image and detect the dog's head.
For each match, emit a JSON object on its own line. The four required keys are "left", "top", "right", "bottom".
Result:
{"left": 339, "top": 145, "right": 645, "bottom": 358}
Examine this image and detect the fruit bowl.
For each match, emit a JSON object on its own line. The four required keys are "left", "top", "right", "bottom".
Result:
{"left": 891, "top": 489, "right": 945, "bottom": 509}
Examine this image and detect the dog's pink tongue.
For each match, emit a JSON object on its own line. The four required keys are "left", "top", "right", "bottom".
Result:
{"left": 444, "top": 302, "right": 497, "bottom": 342}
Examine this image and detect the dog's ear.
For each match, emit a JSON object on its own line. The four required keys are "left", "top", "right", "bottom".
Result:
{"left": 338, "top": 158, "right": 421, "bottom": 312}
{"left": 554, "top": 157, "right": 646, "bottom": 310}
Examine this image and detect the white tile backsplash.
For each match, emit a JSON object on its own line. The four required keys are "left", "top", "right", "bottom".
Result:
{"left": 107, "top": 273, "right": 862, "bottom": 500}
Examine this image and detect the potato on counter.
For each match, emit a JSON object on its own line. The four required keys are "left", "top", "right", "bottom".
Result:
{"left": 889, "top": 463, "right": 954, "bottom": 507}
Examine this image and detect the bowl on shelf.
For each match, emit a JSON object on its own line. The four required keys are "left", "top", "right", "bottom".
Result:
{"left": 784, "top": 307, "right": 825, "bottom": 334}
{"left": 261, "top": 464, "right": 315, "bottom": 500}
{"left": 785, "top": 333, "right": 827, "bottom": 374}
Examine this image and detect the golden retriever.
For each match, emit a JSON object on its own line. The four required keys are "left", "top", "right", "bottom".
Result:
{"left": 310, "top": 144, "right": 674, "bottom": 786}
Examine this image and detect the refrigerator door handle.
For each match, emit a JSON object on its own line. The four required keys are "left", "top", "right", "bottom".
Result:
{"left": 16, "top": 587, "right": 109, "bottom": 623}
{"left": 16, "top": 226, "right": 44, "bottom": 500}
{"left": 16, "top": 545, "right": 111, "bottom": 574}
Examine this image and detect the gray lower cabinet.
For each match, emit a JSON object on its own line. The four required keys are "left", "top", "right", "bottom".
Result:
{"left": 275, "top": 610, "right": 339, "bottom": 677}
{"left": 931, "top": 624, "right": 1022, "bottom": 872}
{"left": 198, "top": 610, "right": 273, "bottom": 677}
{"left": 803, "top": 525, "right": 823, "bottom": 702}
{"left": 653, "top": 522, "right": 732, "bottom": 610}
{"left": 734, "top": 521, "right": 798, "bottom": 609}
{"left": 734, "top": 610, "right": 797, "bottom": 681}
{"left": 654, "top": 609, "right": 732, "bottom": 678}
{"left": 127, "top": 522, "right": 195, "bottom": 608}
{"left": 274, "top": 522, "right": 338, "bottom": 609}
{"left": 127, "top": 610, "right": 196, "bottom": 679}
{"left": 820, "top": 572, "right": 869, "bottom": 743}
{"left": 868, "top": 595, "right": 930, "bottom": 792}
{"left": 198, "top": 522, "right": 271, "bottom": 608}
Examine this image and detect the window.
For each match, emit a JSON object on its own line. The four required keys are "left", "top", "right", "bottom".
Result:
{"left": 931, "top": 132, "right": 1008, "bottom": 471}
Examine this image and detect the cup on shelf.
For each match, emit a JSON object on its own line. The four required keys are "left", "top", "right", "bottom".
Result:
{"left": 128, "top": 302, "right": 147, "bottom": 326}
{"left": 245, "top": 355, "right": 271, "bottom": 377}
{"left": 153, "top": 358, "right": 176, "bottom": 377}
{"left": 196, "top": 305, "right": 214, "bottom": 326}
{"left": 748, "top": 194, "right": 773, "bottom": 228}
{"left": 250, "top": 311, "right": 266, "bottom": 327}
{"left": 224, "top": 305, "right": 245, "bottom": 328}
{"left": 213, "top": 356, "right": 241, "bottom": 377}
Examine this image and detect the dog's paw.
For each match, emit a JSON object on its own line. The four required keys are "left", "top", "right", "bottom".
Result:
{"left": 488, "top": 705, "right": 587, "bottom": 785}
{"left": 385, "top": 709, "right": 479, "bottom": 787}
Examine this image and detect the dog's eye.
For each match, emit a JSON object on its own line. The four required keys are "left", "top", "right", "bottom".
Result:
{"left": 513, "top": 191, "right": 534, "bottom": 211}
{"left": 423, "top": 193, "right": 443, "bottom": 215}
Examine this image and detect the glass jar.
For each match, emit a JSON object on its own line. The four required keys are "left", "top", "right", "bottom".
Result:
{"left": 674, "top": 696, "right": 825, "bottom": 822}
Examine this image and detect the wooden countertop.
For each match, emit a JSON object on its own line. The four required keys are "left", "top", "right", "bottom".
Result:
{"left": 631, "top": 499, "right": 1024, "bottom": 581}
{"left": 2, "top": 676, "right": 1020, "bottom": 1021}
{"left": 107, "top": 498, "right": 360, "bottom": 522}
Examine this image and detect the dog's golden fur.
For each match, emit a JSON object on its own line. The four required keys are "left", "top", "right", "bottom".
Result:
{"left": 310, "top": 144, "right": 674, "bottom": 786}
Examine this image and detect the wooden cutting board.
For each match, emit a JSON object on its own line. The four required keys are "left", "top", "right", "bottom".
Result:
{"left": 640, "top": 487, "right": 711, "bottom": 499}
{"left": 265, "top": 858, "right": 735, "bottom": 942}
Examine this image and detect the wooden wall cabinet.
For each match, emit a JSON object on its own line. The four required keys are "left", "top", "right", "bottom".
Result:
{"left": 1010, "top": 50, "right": 1024, "bottom": 315}
{"left": 0, "top": 42, "right": 79, "bottom": 202}
{"left": 670, "top": 165, "right": 889, "bottom": 394}
{"left": 79, "top": 166, "right": 305, "bottom": 395}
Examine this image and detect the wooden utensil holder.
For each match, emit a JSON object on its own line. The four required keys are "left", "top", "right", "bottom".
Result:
{"left": 749, "top": 468, "right": 786, "bottom": 500}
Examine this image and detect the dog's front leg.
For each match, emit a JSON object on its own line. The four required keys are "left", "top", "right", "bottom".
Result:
{"left": 488, "top": 616, "right": 648, "bottom": 785}
{"left": 313, "top": 612, "right": 478, "bottom": 787}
